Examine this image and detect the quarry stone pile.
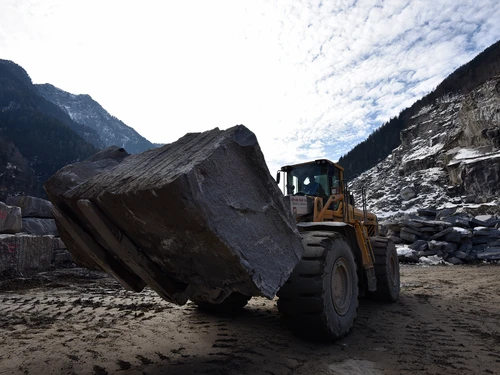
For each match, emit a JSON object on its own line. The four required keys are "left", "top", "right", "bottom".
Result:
{"left": 381, "top": 208, "right": 500, "bottom": 264}
{"left": 0, "top": 196, "right": 70, "bottom": 276}
{"left": 44, "top": 126, "right": 304, "bottom": 304}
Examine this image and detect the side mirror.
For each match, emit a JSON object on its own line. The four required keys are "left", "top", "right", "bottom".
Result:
{"left": 349, "top": 192, "right": 355, "bottom": 206}
{"left": 276, "top": 171, "right": 281, "bottom": 184}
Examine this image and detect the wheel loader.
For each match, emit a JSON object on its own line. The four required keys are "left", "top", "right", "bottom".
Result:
{"left": 275, "top": 159, "right": 400, "bottom": 340}
{"left": 44, "top": 126, "right": 399, "bottom": 342}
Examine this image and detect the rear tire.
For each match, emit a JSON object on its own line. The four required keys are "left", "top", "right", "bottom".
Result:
{"left": 191, "top": 292, "right": 251, "bottom": 313}
{"left": 277, "top": 231, "right": 358, "bottom": 341}
{"left": 369, "top": 236, "right": 400, "bottom": 302}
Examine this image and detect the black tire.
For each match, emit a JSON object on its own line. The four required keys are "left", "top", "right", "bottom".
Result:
{"left": 277, "top": 231, "right": 359, "bottom": 341}
{"left": 191, "top": 292, "right": 251, "bottom": 313}
{"left": 369, "top": 236, "right": 400, "bottom": 302}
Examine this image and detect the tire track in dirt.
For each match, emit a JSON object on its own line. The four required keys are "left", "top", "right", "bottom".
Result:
{"left": 1, "top": 266, "right": 500, "bottom": 375}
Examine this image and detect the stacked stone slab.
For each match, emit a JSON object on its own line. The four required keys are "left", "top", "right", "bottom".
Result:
{"left": 44, "top": 126, "right": 304, "bottom": 305}
{"left": 382, "top": 209, "right": 500, "bottom": 264}
{"left": 6, "top": 196, "right": 58, "bottom": 236}
{"left": 0, "top": 196, "right": 70, "bottom": 276}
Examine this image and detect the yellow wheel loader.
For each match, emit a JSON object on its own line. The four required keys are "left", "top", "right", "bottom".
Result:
{"left": 276, "top": 159, "right": 400, "bottom": 340}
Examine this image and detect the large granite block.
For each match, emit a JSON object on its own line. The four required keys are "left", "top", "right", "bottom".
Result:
{"left": 44, "top": 126, "right": 303, "bottom": 303}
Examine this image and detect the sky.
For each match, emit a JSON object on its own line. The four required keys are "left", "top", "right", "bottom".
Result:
{"left": 1, "top": 0, "right": 500, "bottom": 173}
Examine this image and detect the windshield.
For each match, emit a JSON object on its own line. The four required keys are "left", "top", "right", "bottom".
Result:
{"left": 285, "top": 163, "right": 328, "bottom": 197}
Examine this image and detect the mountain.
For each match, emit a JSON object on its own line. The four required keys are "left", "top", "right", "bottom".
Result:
{"left": 347, "top": 41, "right": 500, "bottom": 218}
{"left": 0, "top": 59, "right": 98, "bottom": 199}
{"left": 36, "top": 84, "right": 155, "bottom": 153}
{"left": 0, "top": 60, "right": 103, "bottom": 147}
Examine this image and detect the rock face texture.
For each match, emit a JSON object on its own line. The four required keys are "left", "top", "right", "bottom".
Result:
{"left": 44, "top": 126, "right": 303, "bottom": 304}
{"left": 351, "top": 76, "right": 500, "bottom": 217}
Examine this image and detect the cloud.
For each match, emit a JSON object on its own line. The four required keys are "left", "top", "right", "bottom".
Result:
{"left": 260, "top": 0, "right": 500, "bottom": 172}
{"left": 1, "top": 0, "right": 500, "bottom": 175}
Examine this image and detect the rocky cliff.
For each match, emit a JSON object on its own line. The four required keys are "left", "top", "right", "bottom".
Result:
{"left": 351, "top": 76, "right": 500, "bottom": 218}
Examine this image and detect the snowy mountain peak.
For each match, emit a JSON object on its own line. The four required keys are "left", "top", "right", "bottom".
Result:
{"left": 36, "top": 84, "right": 155, "bottom": 154}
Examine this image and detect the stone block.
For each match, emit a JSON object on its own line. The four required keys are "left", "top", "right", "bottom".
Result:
{"left": 400, "top": 230, "right": 418, "bottom": 243}
{"left": 417, "top": 208, "right": 437, "bottom": 219}
{"left": 436, "top": 208, "right": 457, "bottom": 220}
{"left": 409, "top": 240, "right": 428, "bottom": 251}
{"left": 0, "top": 201, "right": 22, "bottom": 234}
{"left": 473, "top": 227, "right": 500, "bottom": 237}
{"left": 458, "top": 242, "right": 472, "bottom": 255}
{"left": 388, "top": 235, "right": 403, "bottom": 244}
{"left": 0, "top": 234, "right": 54, "bottom": 275}
{"left": 452, "top": 227, "right": 473, "bottom": 238}
{"left": 472, "top": 244, "right": 488, "bottom": 252}
{"left": 413, "top": 218, "right": 450, "bottom": 229}
{"left": 443, "top": 242, "right": 458, "bottom": 253}
{"left": 401, "top": 226, "right": 422, "bottom": 236}
{"left": 476, "top": 248, "right": 500, "bottom": 261}
{"left": 428, "top": 240, "right": 448, "bottom": 251}
{"left": 442, "top": 216, "right": 471, "bottom": 228}
{"left": 444, "top": 230, "right": 462, "bottom": 243}
{"left": 469, "top": 218, "right": 489, "bottom": 228}
{"left": 397, "top": 247, "right": 419, "bottom": 263}
{"left": 429, "top": 227, "right": 454, "bottom": 240}
{"left": 21, "top": 218, "right": 58, "bottom": 236}
{"left": 446, "top": 257, "right": 462, "bottom": 265}
{"left": 44, "top": 126, "right": 304, "bottom": 301}
{"left": 5, "top": 196, "right": 53, "bottom": 218}
{"left": 475, "top": 215, "right": 494, "bottom": 223}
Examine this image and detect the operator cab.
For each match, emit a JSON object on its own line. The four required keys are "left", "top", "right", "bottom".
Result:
{"left": 278, "top": 159, "right": 344, "bottom": 220}
{"left": 279, "top": 159, "right": 343, "bottom": 199}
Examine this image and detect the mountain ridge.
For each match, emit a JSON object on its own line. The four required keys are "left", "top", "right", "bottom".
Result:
{"left": 0, "top": 59, "right": 99, "bottom": 199}
{"left": 36, "top": 83, "right": 155, "bottom": 153}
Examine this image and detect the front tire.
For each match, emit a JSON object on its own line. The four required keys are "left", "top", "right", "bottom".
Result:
{"left": 369, "top": 236, "right": 400, "bottom": 302}
{"left": 277, "top": 231, "right": 359, "bottom": 341}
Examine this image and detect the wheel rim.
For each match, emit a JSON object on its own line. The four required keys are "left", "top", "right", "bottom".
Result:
{"left": 389, "top": 253, "right": 398, "bottom": 287}
{"left": 331, "top": 257, "right": 352, "bottom": 316}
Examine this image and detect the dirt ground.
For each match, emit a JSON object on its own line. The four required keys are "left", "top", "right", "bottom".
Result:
{"left": 0, "top": 264, "right": 499, "bottom": 375}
